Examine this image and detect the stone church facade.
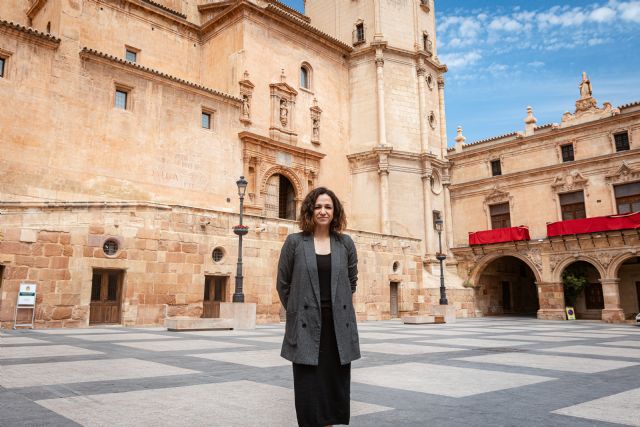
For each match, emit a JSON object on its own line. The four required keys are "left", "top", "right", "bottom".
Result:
{"left": 0, "top": 0, "right": 458, "bottom": 328}
{"left": 0, "top": 0, "right": 638, "bottom": 328}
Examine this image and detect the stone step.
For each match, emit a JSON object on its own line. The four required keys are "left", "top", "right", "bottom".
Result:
{"left": 165, "top": 317, "right": 234, "bottom": 331}
{"left": 402, "top": 315, "right": 445, "bottom": 324}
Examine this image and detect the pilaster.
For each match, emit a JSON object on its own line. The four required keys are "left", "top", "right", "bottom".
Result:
{"left": 600, "top": 278, "right": 625, "bottom": 323}
{"left": 536, "top": 281, "right": 566, "bottom": 320}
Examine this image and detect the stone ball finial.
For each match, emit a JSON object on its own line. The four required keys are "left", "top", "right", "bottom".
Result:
{"left": 455, "top": 126, "right": 466, "bottom": 143}
{"left": 524, "top": 106, "right": 537, "bottom": 125}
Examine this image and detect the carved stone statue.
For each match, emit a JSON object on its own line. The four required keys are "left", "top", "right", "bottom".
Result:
{"left": 312, "top": 117, "right": 320, "bottom": 140}
{"left": 279, "top": 98, "right": 288, "bottom": 127}
{"left": 579, "top": 72, "right": 592, "bottom": 99}
{"left": 242, "top": 94, "right": 251, "bottom": 118}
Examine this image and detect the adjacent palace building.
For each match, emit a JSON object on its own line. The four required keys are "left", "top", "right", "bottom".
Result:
{"left": 0, "top": 0, "right": 638, "bottom": 328}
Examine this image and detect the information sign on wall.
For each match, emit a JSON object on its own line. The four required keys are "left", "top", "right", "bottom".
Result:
{"left": 18, "top": 283, "right": 37, "bottom": 306}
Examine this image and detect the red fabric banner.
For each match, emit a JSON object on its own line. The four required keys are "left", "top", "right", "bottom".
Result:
{"left": 547, "top": 212, "right": 640, "bottom": 237}
{"left": 469, "top": 226, "right": 531, "bottom": 246}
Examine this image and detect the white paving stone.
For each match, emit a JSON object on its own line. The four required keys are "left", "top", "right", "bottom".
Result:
{"left": 0, "top": 358, "right": 196, "bottom": 388}
{"left": 421, "top": 338, "right": 533, "bottom": 348}
{"left": 457, "top": 353, "right": 638, "bottom": 373}
{"left": 237, "top": 336, "right": 284, "bottom": 344}
{"left": 552, "top": 388, "right": 640, "bottom": 426}
{"left": 540, "top": 345, "right": 640, "bottom": 359}
{"left": 35, "top": 380, "right": 392, "bottom": 426}
{"left": 485, "top": 334, "right": 583, "bottom": 342}
{"left": 0, "top": 337, "right": 50, "bottom": 345}
{"left": 180, "top": 330, "right": 274, "bottom": 338}
{"left": 361, "top": 343, "right": 466, "bottom": 355}
{"left": 601, "top": 340, "right": 640, "bottom": 348}
{"left": 33, "top": 328, "right": 127, "bottom": 335}
{"left": 71, "top": 333, "right": 179, "bottom": 342}
{"left": 352, "top": 362, "right": 554, "bottom": 397}
{"left": 116, "top": 339, "right": 250, "bottom": 352}
{"left": 190, "top": 350, "right": 290, "bottom": 367}
{"left": 535, "top": 332, "right": 625, "bottom": 339}
{"left": 359, "top": 332, "right": 425, "bottom": 340}
{"left": 0, "top": 345, "right": 101, "bottom": 360}
{"left": 392, "top": 329, "right": 481, "bottom": 336}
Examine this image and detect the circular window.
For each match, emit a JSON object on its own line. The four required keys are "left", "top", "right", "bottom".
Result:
{"left": 103, "top": 239, "right": 119, "bottom": 256}
{"left": 212, "top": 247, "right": 225, "bottom": 262}
{"left": 430, "top": 171, "right": 442, "bottom": 195}
{"left": 428, "top": 111, "right": 436, "bottom": 129}
{"left": 392, "top": 261, "right": 400, "bottom": 273}
{"left": 426, "top": 74, "right": 434, "bottom": 89}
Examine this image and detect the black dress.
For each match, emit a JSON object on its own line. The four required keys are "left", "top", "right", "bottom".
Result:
{"left": 293, "top": 253, "right": 351, "bottom": 427}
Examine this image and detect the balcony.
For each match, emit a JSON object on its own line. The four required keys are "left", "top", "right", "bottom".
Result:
{"left": 469, "top": 226, "right": 531, "bottom": 246}
{"left": 547, "top": 212, "right": 640, "bottom": 237}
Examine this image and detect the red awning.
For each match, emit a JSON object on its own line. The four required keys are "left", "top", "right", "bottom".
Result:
{"left": 547, "top": 212, "right": 640, "bottom": 237}
{"left": 469, "top": 226, "right": 531, "bottom": 246}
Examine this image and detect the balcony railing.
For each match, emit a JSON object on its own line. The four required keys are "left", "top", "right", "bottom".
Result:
{"left": 469, "top": 226, "right": 530, "bottom": 246}
{"left": 547, "top": 212, "right": 640, "bottom": 237}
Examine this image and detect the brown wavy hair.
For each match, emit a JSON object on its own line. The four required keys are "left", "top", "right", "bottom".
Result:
{"left": 298, "top": 187, "right": 347, "bottom": 234}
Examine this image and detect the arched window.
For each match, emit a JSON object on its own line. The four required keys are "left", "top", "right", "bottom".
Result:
{"left": 300, "top": 63, "right": 312, "bottom": 90}
{"left": 265, "top": 174, "right": 296, "bottom": 220}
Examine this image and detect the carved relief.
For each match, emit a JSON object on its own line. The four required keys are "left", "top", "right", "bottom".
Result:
{"left": 310, "top": 98, "right": 322, "bottom": 145}
{"left": 526, "top": 248, "right": 543, "bottom": 273}
{"left": 239, "top": 70, "right": 254, "bottom": 125}
{"left": 551, "top": 171, "right": 589, "bottom": 193}
{"left": 269, "top": 69, "right": 298, "bottom": 144}
{"left": 605, "top": 161, "right": 640, "bottom": 184}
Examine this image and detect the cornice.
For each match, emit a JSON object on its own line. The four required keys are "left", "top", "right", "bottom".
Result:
{"left": 139, "top": 0, "right": 187, "bottom": 19}
{"left": 79, "top": 47, "right": 241, "bottom": 104}
{"left": 448, "top": 107, "right": 640, "bottom": 159}
{"left": 348, "top": 148, "right": 449, "bottom": 166}
{"left": 201, "top": 1, "right": 352, "bottom": 53}
{"left": 0, "top": 19, "right": 61, "bottom": 49}
{"left": 239, "top": 131, "right": 326, "bottom": 160}
{"left": 27, "top": 0, "right": 47, "bottom": 19}
{"left": 449, "top": 149, "right": 640, "bottom": 193}
{"left": 348, "top": 44, "right": 447, "bottom": 72}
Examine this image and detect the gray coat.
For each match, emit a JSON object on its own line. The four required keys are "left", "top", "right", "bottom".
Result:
{"left": 277, "top": 232, "right": 361, "bottom": 366}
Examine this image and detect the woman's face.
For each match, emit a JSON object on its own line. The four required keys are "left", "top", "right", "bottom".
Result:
{"left": 313, "top": 193, "right": 334, "bottom": 228}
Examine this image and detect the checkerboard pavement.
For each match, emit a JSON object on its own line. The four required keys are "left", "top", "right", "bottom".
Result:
{"left": 1, "top": 317, "right": 639, "bottom": 426}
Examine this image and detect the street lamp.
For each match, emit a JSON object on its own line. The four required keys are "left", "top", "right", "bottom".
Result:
{"left": 434, "top": 218, "right": 448, "bottom": 305}
{"left": 232, "top": 176, "right": 248, "bottom": 303}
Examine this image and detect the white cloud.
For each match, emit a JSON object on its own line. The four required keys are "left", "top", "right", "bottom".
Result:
{"left": 439, "top": 51, "right": 482, "bottom": 69}
{"left": 488, "top": 16, "right": 523, "bottom": 31}
{"left": 527, "top": 61, "right": 545, "bottom": 67}
{"left": 590, "top": 6, "right": 616, "bottom": 22}
{"left": 618, "top": 1, "right": 640, "bottom": 22}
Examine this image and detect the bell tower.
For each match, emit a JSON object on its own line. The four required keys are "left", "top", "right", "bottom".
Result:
{"left": 306, "top": 0, "right": 452, "bottom": 261}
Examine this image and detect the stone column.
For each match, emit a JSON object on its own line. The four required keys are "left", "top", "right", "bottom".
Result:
{"left": 379, "top": 169, "right": 390, "bottom": 234}
{"left": 417, "top": 63, "right": 428, "bottom": 153}
{"left": 437, "top": 77, "right": 448, "bottom": 159}
{"left": 535, "top": 281, "right": 566, "bottom": 320}
{"left": 600, "top": 278, "right": 625, "bottom": 323}
{"left": 442, "top": 181, "right": 453, "bottom": 252}
{"left": 421, "top": 168, "right": 434, "bottom": 255}
{"left": 375, "top": 50, "right": 387, "bottom": 147}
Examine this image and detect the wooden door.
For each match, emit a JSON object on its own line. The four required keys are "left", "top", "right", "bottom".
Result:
{"left": 635, "top": 282, "right": 640, "bottom": 312}
{"left": 585, "top": 283, "right": 604, "bottom": 310}
{"left": 264, "top": 174, "right": 280, "bottom": 218}
{"left": 90, "top": 270, "right": 123, "bottom": 324}
{"left": 390, "top": 282, "right": 399, "bottom": 318}
{"left": 202, "top": 276, "right": 226, "bottom": 318}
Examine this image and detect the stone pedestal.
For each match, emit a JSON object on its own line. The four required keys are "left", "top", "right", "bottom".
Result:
{"left": 537, "top": 309, "right": 567, "bottom": 321}
{"left": 219, "top": 302, "right": 257, "bottom": 329}
{"left": 600, "top": 278, "right": 625, "bottom": 323}
{"left": 403, "top": 315, "right": 441, "bottom": 324}
{"left": 431, "top": 305, "right": 456, "bottom": 323}
{"left": 165, "top": 317, "right": 233, "bottom": 331}
{"left": 536, "top": 281, "right": 565, "bottom": 320}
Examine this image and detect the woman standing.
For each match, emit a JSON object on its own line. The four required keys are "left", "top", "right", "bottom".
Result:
{"left": 277, "top": 187, "right": 360, "bottom": 427}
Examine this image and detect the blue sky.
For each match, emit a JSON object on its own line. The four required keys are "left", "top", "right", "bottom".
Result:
{"left": 282, "top": 0, "right": 640, "bottom": 146}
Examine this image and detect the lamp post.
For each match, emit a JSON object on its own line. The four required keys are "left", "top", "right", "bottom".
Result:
{"left": 434, "top": 218, "right": 448, "bottom": 305}
{"left": 232, "top": 176, "right": 248, "bottom": 303}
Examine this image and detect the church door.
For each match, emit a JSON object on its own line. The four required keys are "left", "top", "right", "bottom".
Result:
{"left": 90, "top": 270, "right": 123, "bottom": 324}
